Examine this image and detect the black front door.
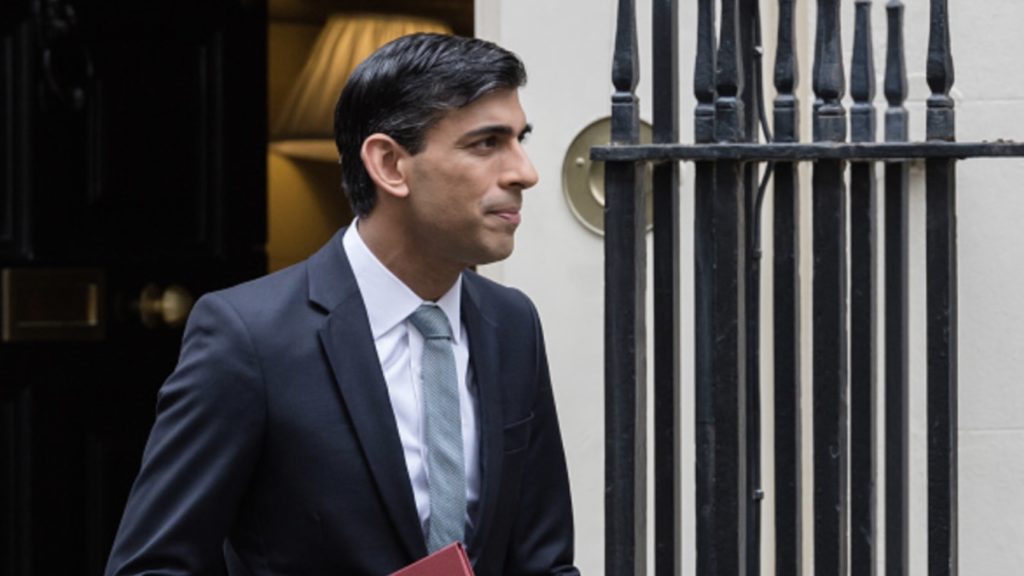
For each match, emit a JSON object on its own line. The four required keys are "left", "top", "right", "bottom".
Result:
{"left": 1, "top": 1, "right": 266, "bottom": 573}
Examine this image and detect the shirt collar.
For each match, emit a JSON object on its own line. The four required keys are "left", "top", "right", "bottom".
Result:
{"left": 342, "top": 222, "right": 463, "bottom": 343}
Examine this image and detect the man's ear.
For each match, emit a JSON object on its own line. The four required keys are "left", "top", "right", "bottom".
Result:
{"left": 360, "top": 133, "right": 410, "bottom": 199}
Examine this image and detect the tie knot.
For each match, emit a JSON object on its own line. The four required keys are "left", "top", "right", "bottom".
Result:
{"left": 408, "top": 304, "right": 453, "bottom": 340}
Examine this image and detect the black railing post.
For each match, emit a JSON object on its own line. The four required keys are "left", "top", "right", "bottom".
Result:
{"left": 652, "top": 1, "right": 681, "bottom": 575}
{"left": 850, "top": 2, "right": 878, "bottom": 575}
{"left": 926, "top": 1, "right": 958, "bottom": 575}
{"left": 812, "top": 1, "right": 849, "bottom": 575}
{"left": 692, "top": 0, "right": 717, "bottom": 570}
{"left": 884, "top": 3, "right": 911, "bottom": 576}
{"left": 605, "top": 0, "right": 647, "bottom": 574}
{"left": 590, "top": 1, "right": 1024, "bottom": 572}
{"left": 742, "top": 2, "right": 764, "bottom": 573}
{"left": 703, "top": 0, "right": 749, "bottom": 573}
{"left": 772, "top": 0, "right": 802, "bottom": 574}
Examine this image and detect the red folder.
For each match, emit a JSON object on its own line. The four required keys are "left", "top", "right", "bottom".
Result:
{"left": 390, "top": 542, "right": 475, "bottom": 576}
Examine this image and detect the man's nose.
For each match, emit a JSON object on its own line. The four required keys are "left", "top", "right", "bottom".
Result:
{"left": 503, "top": 141, "right": 540, "bottom": 190}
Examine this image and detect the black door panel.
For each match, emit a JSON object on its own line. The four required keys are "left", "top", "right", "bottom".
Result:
{"left": 1, "top": 1, "right": 266, "bottom": 573}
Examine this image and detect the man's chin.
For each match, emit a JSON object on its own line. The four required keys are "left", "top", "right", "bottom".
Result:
{"left": 470, "top": 239, "right": 515, "bottom": 268}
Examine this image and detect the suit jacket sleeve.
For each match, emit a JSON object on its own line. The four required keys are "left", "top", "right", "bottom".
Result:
{"left": 503, "top": 301, "right": 580, "bottom": 576}
{"left": 106, "top": 292, "right": 266, "bottom": 576}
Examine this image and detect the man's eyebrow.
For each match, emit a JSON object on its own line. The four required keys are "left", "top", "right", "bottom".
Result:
{"left": 461, "top": 123, "right": 534, "bottom": 141}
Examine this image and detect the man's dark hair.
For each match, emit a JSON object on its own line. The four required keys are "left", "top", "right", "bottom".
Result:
{"left": 334, "top": 33, "right": 527, "bottom": 217}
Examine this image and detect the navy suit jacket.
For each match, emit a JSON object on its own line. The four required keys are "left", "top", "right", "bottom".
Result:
{"left": 106, "top": 229, "right": 579, "bottom": 575}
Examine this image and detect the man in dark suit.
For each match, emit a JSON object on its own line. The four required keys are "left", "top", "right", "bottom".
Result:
{"left": 106, "top": 34, "right": 579, "bottom": 575}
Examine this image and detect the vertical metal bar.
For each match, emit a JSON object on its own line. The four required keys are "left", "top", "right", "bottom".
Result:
{"left": 707, "top": 0, "right": 749, "bottom": 573}
{"left": 693, "top": 0, "right": 717, "bottom": 573}
{"left": 772, "top": 0, "right": 802, "bottom": 574}
{"left": 652, "top": 1, "right": 681, "bottom": 575}
{"left": 605, "top": 0, "right": 647, "bottom": 574}
{"left": 850, "top": 3, "right": 878, "bottom": 575}
{"left": 883, "top": 4, "right": 910, "bottom": 576}
{"left": 742, "top": 2, "right": 763, "bottom": 573}
{"left": 926, "top": 1, "right": 958, "bottom": 575}
{"left": 812, "top": 1, "right": 849, "bottom": 575}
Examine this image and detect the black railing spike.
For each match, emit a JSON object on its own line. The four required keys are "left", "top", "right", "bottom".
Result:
{"left": 927, "top": 0, "right": 955, "bottom": 141}
{"left": 885, "top": 0, "right": 909, "bottom": 142}
{"left": 885, "top": 0, "right": 908, "bottom": 107}
{"left": 926, "top": 0, "right": 954, "bottom": 99}
{"left": 851, "top": 0, "right": 876, "bottom": 143}
{"left": 773, "top": 0, "right": 800, "bottom": 144}
{"left": 716, "top": 0, "right": 742, "bottom": 99}
{"left": 695, "top": 0, "right": 717, "bottom": 105}
{"left": 694, "top": 0, "right": 717, "bottom": 143}
{"left": 851, "top": 0, "right": 876, "bottom": 106}
{"left": 813, "top": 0, "right": 846, "bottom": 142}
{"left": 813, "top": 0, "right": 845, "bottom": 104}
{"left": 715, "top": 0, "right": 744, "bottom": 143}
{"left": 774, "top": 0, "right": 799, "bottom": 101}
{"left": 612, "top": 0, "right": 639, "bottom": 100}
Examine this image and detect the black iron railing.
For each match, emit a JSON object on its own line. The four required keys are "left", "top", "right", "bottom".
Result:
{"left": 595, "top": 1, "right": 1024, "bottom": 575}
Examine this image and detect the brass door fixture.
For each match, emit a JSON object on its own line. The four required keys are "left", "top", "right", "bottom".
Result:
{"left": 137, "top": 283, "right": 195, "bottom": 329}
{"left": 1, "top": 268, "right": 105, "bottom": 342}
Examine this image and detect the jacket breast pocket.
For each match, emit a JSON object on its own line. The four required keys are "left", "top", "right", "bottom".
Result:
{"left": 503, "top": 412, "right": 534, "bottom": 454}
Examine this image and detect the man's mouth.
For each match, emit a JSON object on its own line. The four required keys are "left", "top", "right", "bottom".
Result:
{"left": 489, "top": 208, "right": 521, "bottom": 225}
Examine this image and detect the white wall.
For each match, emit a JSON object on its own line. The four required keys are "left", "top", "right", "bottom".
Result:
{"left": 478, "top": 1, "right": 1024, "bottom": 574}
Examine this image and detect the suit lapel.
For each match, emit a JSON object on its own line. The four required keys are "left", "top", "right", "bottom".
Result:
{"left": 461, "top": 275, "right": 504, "bottom": 561}
{"left": 309, "top": 230, "right": 427, "bottom": 561}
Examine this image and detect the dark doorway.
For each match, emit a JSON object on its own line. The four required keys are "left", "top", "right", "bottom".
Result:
{"left": 1, "top": 1, "right": 267, "bottom": 573}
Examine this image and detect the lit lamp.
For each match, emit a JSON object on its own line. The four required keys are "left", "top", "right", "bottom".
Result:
{"left": 271, "top": 14, "right": 453, "bottom": 162}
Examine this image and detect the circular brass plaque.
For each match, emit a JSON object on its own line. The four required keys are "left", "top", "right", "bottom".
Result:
{"left": 561, "top": 117, "right": 654, "bottom": 235}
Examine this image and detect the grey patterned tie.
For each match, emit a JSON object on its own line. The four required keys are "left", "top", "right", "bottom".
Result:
{"left": 408, "top": 304, "right": 466, "bottom": 553}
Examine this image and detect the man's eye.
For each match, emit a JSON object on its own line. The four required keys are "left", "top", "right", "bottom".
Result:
{"left": 475, "top": 136, "right": 499, "bottom": 149}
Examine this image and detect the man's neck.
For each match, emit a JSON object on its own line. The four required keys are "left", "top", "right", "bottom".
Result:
{"left": 355, "top": 216, "right": 462, "bottom": 302}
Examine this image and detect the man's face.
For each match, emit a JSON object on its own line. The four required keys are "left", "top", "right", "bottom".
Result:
{"left": 401, "top": 88, "right": 538, "bottom": 269}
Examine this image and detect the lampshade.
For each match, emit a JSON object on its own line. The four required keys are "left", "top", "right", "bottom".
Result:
{"left": 271, "top": 14, "right": 453, "bottom": 162}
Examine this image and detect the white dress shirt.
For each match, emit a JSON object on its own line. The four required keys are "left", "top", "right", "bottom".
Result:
{"left": 342, "top": 224, "right": 480, "bottom": 536}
